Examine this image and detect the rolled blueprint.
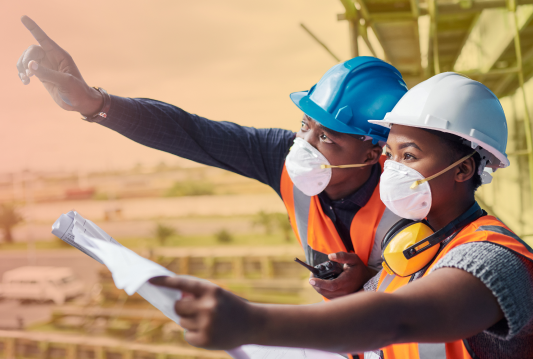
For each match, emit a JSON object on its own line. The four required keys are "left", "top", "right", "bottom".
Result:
{"left": 51, "top": 211, "right": 344, "bottom": 359}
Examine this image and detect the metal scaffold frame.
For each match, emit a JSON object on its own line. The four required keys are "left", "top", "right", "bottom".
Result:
{"left": 429, "top": 0, "right": 533, "bottom": 238}
{"left": 507, "top": 0, "right": 533, "bottom": 237}
{"left": 301, "top": 0, "right": 533, "bottom": 237}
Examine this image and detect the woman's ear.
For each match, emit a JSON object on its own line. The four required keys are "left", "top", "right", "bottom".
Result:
{"left": 455, "top": 157, "right": 476, "bottom": 183}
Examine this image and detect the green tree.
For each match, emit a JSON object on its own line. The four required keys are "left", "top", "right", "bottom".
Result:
{"left": 273, "top": 213, "right": 293, "bottom": 242}
{"left": 165, "top": 180, "right": 214, "bottom": 197}
{"left": 252, "top": 210, "right": 275, "bottom": 235}
{"left": 0, "top": 203, "right": 23, "bottom": 244}
{"left": 153, "top": 223, "right": 177, "bottom": 246}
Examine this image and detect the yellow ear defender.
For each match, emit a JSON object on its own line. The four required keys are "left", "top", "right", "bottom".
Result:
{"left": 381, "top": 203, "right": 486, "bottom": 277}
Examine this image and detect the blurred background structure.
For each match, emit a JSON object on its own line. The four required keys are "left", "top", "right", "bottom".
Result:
{"left": 0, "top": 0, "right": 532, "bottom": 358}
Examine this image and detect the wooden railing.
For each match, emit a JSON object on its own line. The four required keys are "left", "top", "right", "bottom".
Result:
{"left": 0, "top": 330, "right": 230, "bottom": 359}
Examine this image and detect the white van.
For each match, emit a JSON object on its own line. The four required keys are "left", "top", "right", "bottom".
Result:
{"left": 0, "top": 266, "right": 84, "bottom": 305}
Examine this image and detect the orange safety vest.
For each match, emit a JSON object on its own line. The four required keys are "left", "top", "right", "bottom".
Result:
{"left": 373, "top": 215, "right": 533, "bottom": 359}
{"left": 280, "top": 156, "right": 399, "bottom": 267}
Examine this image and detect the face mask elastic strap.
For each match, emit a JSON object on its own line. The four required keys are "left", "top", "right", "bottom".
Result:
{"left": 320, "top": 163, "right": 370, "bottom": 169}
{"left": 410, "top": 151, "right": 477, "bottom": 189}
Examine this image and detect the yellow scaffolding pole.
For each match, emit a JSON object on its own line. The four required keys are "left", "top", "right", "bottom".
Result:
{"left": 508, "top": 0, "right": 533, "bottom": 229}
{"left": 339, "top": 0, "right": 360, "bottom": 57}
{"left": 429, "top": 0, "right": 440, "bottom": 74}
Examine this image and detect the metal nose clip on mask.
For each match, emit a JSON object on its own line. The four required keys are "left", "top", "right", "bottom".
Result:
{"left": 285, "top": 138, "right": 369, "bottom": 197}
{"left": 380, "top": 151, "right": 476, "bottom": 221}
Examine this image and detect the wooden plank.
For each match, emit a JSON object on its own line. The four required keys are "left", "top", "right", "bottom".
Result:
{"left": 0, "top": 331, "right": 229, "bottom": 359}
{"left": 152, "top": 246, "right": 302, "bottom": 259}
{"left": 438, "top": 0, "right": 533, "bottom": 15}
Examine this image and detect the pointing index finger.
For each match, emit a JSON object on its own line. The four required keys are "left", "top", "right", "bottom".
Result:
{"left": 21, "top": 15, "right": 58, "bottom": 51}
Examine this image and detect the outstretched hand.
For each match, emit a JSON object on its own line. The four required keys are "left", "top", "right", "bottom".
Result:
{"left": 309, "top": 252, "right": 376, "bottom": 299}
{"left": 149, "top": 276, "right": 253, "bottom": 350}
{"left": 17, "top": 16, "right": 102, "bottom": 115}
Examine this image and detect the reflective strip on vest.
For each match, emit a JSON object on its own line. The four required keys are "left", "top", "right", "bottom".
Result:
{"left": 364, "top": 351, "right": 381, "bottom": 359}
{"left": 292, "top": 185, "right": 329, "bottom": 265}
{"left": 290, "top": 181, "right": 392, "bottom": 267}
{"left": 378, "top": 274, "right": 395, "bottom": 292}
{"left": 369, "top": 208, "right": 401, "bottom": 270}
{"left": 476, "top": 225, "right": 533, "bottom": 254}
{"left": 418, "top": 343, "right": 446, "bottom": 359}
{"left": 378, "top": 275, "right": 448, "bottom": 358}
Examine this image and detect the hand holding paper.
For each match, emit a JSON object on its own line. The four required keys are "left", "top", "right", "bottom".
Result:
{"left": 148, "top": 276, "right": 252, "bottom": 350}
{"left": 52, "top": 211, "right": 345, "bottom": 359}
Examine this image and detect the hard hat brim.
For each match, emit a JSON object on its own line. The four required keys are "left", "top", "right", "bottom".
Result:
{"left": 368, "top": 117, "right": 510, "bottom": 168}
{"left": 290, "top": 91, "right": 388, "bottom": 142}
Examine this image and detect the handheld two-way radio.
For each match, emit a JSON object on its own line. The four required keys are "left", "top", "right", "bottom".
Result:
{"left": 294, "top": 257, "right": 344, "bottom": 280}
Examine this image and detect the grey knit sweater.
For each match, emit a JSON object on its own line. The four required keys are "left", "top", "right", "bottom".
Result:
{"left": 364, "top": 241, "right": 533, "bottom": 358}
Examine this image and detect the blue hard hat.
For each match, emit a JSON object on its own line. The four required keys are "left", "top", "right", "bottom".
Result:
{"left": 290, "top": 56, "right": 408, "bottom": 144}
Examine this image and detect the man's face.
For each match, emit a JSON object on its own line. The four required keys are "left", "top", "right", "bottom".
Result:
{"left": 384, "top": 125, "right": 463, "bottom": 215}
{"left": 295, "top": 115, "right": 379, "bottom": 189}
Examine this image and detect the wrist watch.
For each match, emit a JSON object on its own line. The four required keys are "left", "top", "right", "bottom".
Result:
{"left": 81, "top": 87, "right": 111, "bottom": 123}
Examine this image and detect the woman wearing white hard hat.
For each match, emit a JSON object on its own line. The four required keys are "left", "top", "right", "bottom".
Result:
{"left": 149, "top": 73, "right": 533, "bottom": 359}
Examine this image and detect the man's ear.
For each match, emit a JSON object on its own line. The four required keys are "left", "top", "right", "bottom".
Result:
{"left": 455, "top": 157, "right": 476, "bottom": 183}
{"left": 365, "top": 145, "right": 383, "bottom": 165}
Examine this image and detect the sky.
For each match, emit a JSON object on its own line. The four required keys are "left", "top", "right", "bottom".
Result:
{"left": 0, "top": 0, "right": 371, "bottom": 174}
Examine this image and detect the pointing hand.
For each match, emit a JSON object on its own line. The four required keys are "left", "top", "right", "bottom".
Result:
{"left": 148, "top": 276, "right": 253, "bottom": 350}
{"left": 17, "top": 16, "right": 103, "bottom": 115}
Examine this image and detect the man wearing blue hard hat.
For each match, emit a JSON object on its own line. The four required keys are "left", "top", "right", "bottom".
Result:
{"left": 17, "top": 16, "right": 407, "bottom": 299}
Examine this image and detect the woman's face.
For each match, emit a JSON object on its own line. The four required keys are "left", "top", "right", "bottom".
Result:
{"left": 384, "top": 125, "right": 467, "bottom": 217}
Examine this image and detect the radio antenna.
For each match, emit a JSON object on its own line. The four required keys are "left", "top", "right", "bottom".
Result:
{"left": 294, "top": 257, "right": 319, "bottom": 275}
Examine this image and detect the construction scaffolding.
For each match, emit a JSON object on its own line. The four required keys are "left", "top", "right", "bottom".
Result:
{"left": 334, "top": 0, "right": 533, "bottom": 240}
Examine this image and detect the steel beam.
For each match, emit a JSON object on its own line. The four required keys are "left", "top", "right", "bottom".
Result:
{"left": 509, "top": 0, "right": 533, "bottom": 220}
{"left": 349, "top": 0, "right": 394, "bottom": 61}
{"left": 339, "top": 0, "right": 360, "bottom": 57}
{"left": 439, "top": 0, "right": 533, "bottom": 14}
{"left": 429, "top": 0, "right": 441, "bottom": 74}
{"left": 299, "top": 23, "right": 342, "bottom": 62}
{"left": 494, "top": 46, "right": 533, "bottom": 96}
{"left": 451, "top": 13, "right": 480, "bottom": 70}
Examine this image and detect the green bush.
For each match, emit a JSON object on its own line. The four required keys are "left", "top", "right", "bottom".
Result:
{"left": 215, "top": 229, "right": 233, "bottom": 243}
{"left": 165, "top": 180, "right": 214, "bottom": 197}
{"left": 153, "top": 223, "right": 177, "bottom": 246}
{"left": 92, "top": 192, "right": 109, "bottom": 201}
{"left": 272, "top": 213, "right": 293, "bottom": 242}
{"left": 252, "top": 211, "right": 294, "bottom": 242}
{"left": 0, "top": 203, "right": 23, "bottom": 244}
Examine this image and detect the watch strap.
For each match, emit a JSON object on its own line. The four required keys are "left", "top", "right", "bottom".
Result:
{"left": 81, "top": 87, "right": 111, "bottom": 123}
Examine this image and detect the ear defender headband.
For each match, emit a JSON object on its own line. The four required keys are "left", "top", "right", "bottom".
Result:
{"left": 381, "top": 203, "right": 486, "bottom": 277}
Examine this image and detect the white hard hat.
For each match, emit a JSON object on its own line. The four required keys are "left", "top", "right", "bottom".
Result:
{"left": 369, "top": 72, "right": 509, "bottom": 171}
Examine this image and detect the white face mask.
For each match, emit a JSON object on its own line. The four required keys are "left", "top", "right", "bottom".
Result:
{"left": 380, "top": 151, "right": 476, "bottom": 220}
{"left": 379, "top": 160, "right": 432, "bottom": 220}
{"left": 285, "top": 137, "right": 369, "bottom": 197}
{"left": 285, "top": 138, "right": 332, "bottom": 196}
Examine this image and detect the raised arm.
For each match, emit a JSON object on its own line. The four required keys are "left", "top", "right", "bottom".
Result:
{"left": 98, "top": 96, "right": 294, "bottom": 194}
{"left": 17, "top": 16, "right": 294, "bottom": 194}
{"left": 149, "top": 266, "right": 503, "bottom": 353}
